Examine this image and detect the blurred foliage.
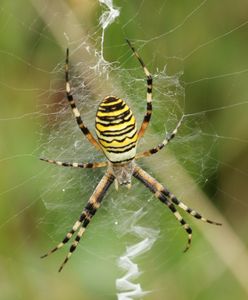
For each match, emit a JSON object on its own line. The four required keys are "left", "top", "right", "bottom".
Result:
{"left": 0, "top": 0, "right": 248, "bottom": 299}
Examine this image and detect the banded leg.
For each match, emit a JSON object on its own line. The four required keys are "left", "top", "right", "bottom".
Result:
{"left": 126, "top": 39, "right": 153, "bottom": 140}
{"left": 65, "top": 48, "right": 101, "bottom": 150}
{"left": 40, "top": 214, "right": 85, "bottom": 258}
{"left": 160, "top": 187, "right": 221, "bottom": 226}
{"left": 40, "top": 158, "right": 108, "bottom": 169}
{"left": 135, "top": 116, "right": 183, "bottom": 160}
{"left": 133, "top": 165, "right": 192, "bottom": 251}
{"left": 41, "top": 170, "right": 115, "bottom": 271}
{"left": 58, "top": 225, "right": 85, "bottom": 272}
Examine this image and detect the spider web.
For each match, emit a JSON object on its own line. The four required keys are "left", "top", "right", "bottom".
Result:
{"left": 0, "top": 1, "right": 248, "bottom": 300}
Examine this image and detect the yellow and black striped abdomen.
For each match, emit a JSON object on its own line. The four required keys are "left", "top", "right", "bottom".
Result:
{"left": 95, "top": 96, "right": 138, "bottom": 163}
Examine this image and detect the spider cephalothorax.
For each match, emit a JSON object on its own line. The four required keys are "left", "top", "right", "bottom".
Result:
{"left": 110, "top": 161, "right": 135, "bottom": 189}
{"left": 41, "top": 40, "right": 221, "bottom": 272}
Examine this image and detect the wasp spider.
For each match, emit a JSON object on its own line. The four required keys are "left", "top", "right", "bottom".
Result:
{"left": 41, "top": 40, "right": 221, "bottom": 272}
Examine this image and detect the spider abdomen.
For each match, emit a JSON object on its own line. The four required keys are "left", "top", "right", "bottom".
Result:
{"left": 95, "top": 96, "right": 138, "bottom": 163}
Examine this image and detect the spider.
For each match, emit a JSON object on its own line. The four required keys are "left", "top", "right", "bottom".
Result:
{"left": 41, "top": 40, "right": 221, "bottom": 272}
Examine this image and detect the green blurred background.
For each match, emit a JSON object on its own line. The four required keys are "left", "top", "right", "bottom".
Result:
{"left": 1, "top": 1, "right": 248, "bottom": 299}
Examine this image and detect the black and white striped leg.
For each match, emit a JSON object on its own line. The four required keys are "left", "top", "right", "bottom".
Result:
{"left": 65, "top": 48, "right": 101, "bottom": 150}
{"left": 40, "top": 158, "right": 108, "bottom": 169}
{"left": 40, "top": 199, "right": 98, "bottom": 259}
{"left": 133, "top": 165, "right": 192, "bottom": 252}
{"left": 135, "top": 115, "right": 183, "bottom": 160}
{"left": 40, "top": 215, "right": 85, "bottom": 258}
{"left": 126, "top": 39, "right": 153, "bottom": 140}
{"left": 58, "top": 219, "right": 89, "bottom": 272}
{"left": 160, "top": 187, "right": 222, "bottom": 226}
{"left": 58, "top": 225, "right": 86, "bottom": 272}
{"left": 41, "top": 171, "right": 115, "bottom": 271}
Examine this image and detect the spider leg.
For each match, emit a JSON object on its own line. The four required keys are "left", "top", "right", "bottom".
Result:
{"left": 41, "top": 170, "right": 114, "bottom": 271}
{"left": 58, "top": 225, "right": 86, "bottom": 272}
{"left": 40, "top": 158, "right": 108, "bottom": 169}
{"left": 126, "top": 39, "right": 153, "bottom": 140}
{"left": 135, "top": 116, "right": 183, "bottom": 160}
{"left": 65, "top": 48, "right": 101, "bottom": 150}
{"left": 133, "top": 165, "right": 221, "bottom": 251}
{"left": 40, "top": 218, "right": 83, "bottom": 258}
{"left": 159, "top": 186, "right": 222, "bottom": 226}
{"left": 133, "top": 165, "right": 192, "bottom": 251}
